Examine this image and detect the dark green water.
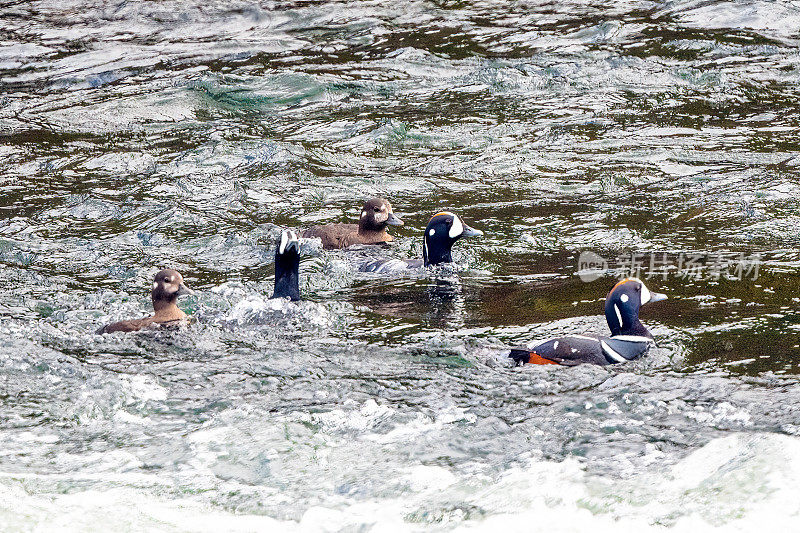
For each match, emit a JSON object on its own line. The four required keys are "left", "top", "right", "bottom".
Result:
{"left": 1, "top": 1, "right": 800, "bottom": 530}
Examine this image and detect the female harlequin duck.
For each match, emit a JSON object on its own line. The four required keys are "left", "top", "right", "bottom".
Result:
{"left": 272, "top": 229, "right": 302, "bottom": 300}
{"left": 509, "top": 278, "right": 667, "bottom": 366}
{"left": 360, "top": 211, "right": 483, "bottom": 273}
{"left": 302, "top": 198, "right": 403, "bottom": 250}
{"left": 97, "top": 269, "right": 194, "bottom": 333}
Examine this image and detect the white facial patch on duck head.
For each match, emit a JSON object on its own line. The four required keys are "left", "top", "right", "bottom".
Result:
{"left": 640, "top": 282, "right": 652, "bottom": 305}
{"left": 449, "top": 214, "right": 463, "bottom": 238}
{"left": 613, "top": 277, "right": 651, "bottom": 306}
{"left": 279, "top": 231, "right": 289, "bottom": 255}
{"left": 361, "top": 211, "right": 366, "bottom": 219}
{"left": 278, "top": 230, "right": 298, "bottom": 255}
{"left": 429, "top": 228, "right": 435, "bottom": 236}
{"left": 374, "top": 207, "right": 388, "bottom": 224}
{"left": 153, "top": 282, "right": 159, "bottom": 289}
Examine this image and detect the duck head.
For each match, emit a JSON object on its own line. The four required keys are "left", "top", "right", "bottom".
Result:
{"left": 422, "top": 212, "right": 483, "bottom": 266}
{"left": 604, "top": 277, "right": 667, "bottom": 337}
{"left": 151, "top": 269, "right": 193, "bottom": 312}
{"left": 358, "top": 198, "right": 403, "bottom": 233}
{"left": 273, "top": 229, "right": 301, "bottom": 301}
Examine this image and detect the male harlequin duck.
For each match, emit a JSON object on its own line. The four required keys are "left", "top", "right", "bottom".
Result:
{"left": 97, "top": 269, "right": 194, "bottom": 333}
{"left": 272, "top": 229, "right": 302, "bottom": 300}
{"left": 360, "top": 211, "right": 483, "bottom": 273}
{"left": 302, "top": 198, "right": 403, "bottom": 250}
{"left": 509, "top": 278, "right": 667, "bottom": 366}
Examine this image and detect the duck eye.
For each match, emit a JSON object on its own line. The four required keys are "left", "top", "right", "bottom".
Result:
{"left": 373, "top": 206, "right": 380, "bottom": 211}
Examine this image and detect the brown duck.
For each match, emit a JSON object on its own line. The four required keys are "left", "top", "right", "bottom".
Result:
{"left": 97, "top": 269, "right": 194, "bottom": 333}
{"left": 302, "top": 198, "right": 403, "bottom": 250}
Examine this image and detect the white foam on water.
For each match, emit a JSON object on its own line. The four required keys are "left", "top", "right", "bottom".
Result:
{"left": 1, "top": 421, "right": 800, "bottom": 532}
{"left": 0, "top": 479, "right": 294, "bottom": 533}
{"left": 227, "top": 293, "right": 294, "bottom": 323}
{"left": 224, "top": 293, "right": 331, "bottom": 327}
{"left": 364, "top": 405, "right": 477, "bottom": 444}
{"left": 124, "top": 374, "right": 169, "bottom": 403}
{"left": 295, "top": 399, "right": 395, "bottom": 433}
{"left": 667, "top": 0, "right": 800, "bottom": 38}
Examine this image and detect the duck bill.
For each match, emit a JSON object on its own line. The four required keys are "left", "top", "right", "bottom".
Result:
{"left": 385, "top": 212, "right": 404, "bottom": 226}
{"left": 175, "top": 283, "right": 194, "bottom": 297}
{"left": 284, "top": 239, "right": 300, "bottom": 253}
{"left": 648, "top": 292, "right": 667, "bottom": 303}
{"left": 460, "top": 223, "right": 483, "bottom": 238}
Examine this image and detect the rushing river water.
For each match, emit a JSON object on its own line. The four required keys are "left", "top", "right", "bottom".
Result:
{"left": 2, "top": 0, "right": 800, "bottom": 530}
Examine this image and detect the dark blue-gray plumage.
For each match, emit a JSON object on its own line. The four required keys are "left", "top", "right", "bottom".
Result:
{"left": 509, "top": 278, "right": 667, "bottom": 366}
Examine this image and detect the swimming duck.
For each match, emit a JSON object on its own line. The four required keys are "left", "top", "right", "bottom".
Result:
{"left": 509, "top": 278, "right": 667, "bottom": 366}
{"left": 360, "top": 211, "right": 482, "bottom": 273}
{"left": 97, "top": 269, "right": 194, "bottom": 333}
{"left": 302, "top": 198, "right": 403, "bottom": 250}
{"left": 272, "top": 229, "right": 301, "bottom": 301}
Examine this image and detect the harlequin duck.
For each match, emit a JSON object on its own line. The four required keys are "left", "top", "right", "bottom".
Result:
{"left": 509, "top": 278, "right": 667, "bottom": 366}
{"left": 272, "top": 229, "right": 302, "bottom": 300}
{"left": 97, "top": 269, "right": 194, "bottom": 333}
{"left": 302, "top": 198, "right": 403, "bottom": 249}
{"left": 360, "top": 211, "right": 483, "bottom": 273}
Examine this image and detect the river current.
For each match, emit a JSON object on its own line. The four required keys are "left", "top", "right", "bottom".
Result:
{"left": 1, "top": 1, "right": 800, "bottom": 531}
